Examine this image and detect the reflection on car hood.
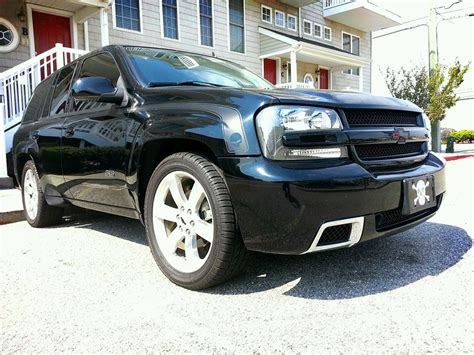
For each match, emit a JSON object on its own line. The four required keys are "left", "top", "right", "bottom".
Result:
{"left": 248, "top": 89, "right": 423, "bottom": 112}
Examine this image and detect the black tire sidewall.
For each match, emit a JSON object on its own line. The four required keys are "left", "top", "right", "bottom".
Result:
{"left": 144, "top": 155, "right": 232, "bottom": 288}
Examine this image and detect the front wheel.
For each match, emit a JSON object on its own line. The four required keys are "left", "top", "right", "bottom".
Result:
{"left": 144, "top": 153, "right": 248, "bottom": 289}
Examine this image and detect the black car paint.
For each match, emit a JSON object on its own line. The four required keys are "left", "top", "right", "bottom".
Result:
{"left": 13, "top": 45, "right": 446, "bottom": 254}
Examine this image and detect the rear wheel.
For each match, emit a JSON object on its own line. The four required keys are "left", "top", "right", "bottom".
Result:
{"left": 21, "top": 160, "right": 63, "bottom": 227}
{"left": 144, "top": 153, "right": 248, "bottom": 289}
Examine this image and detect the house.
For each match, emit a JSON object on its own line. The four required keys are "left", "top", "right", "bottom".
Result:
{"left": 0, "top": 0, "right": 401, "bottom": 181}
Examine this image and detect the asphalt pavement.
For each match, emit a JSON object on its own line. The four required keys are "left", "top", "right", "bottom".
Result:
{"left": 1, "top": 158, "right": 473, "bottom": 352}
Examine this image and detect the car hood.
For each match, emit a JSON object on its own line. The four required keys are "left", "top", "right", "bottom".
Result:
{"left": 248, "top": 89, "right": 423, "bottom": 112}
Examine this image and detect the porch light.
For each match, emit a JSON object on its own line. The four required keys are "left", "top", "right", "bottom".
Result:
{"left": 17, "top": 7, "right": 26, "bottom": 22}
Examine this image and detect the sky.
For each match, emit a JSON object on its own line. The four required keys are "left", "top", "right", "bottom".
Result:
{"left": 371, "top": 0, "right": 474, "bottom": 129}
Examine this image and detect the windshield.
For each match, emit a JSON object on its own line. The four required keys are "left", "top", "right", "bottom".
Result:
{"left": 125, "top": 46, "right": 274, "bottom": 90}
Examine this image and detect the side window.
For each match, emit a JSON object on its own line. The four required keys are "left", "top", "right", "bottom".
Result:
{"left": 73, "top": 53, "right": 121, "bottom": 112}
{"left": 22, "top": 74, "right": 55, "bottom": 123}
{"left": 50, "top": 65, "right": 76, "bottom": 116}
{"left": 41, "top": 73, "right": 57, "bottom": 118}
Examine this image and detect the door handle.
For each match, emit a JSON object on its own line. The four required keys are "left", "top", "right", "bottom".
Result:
{"left": 64, "top": 127, "right": 75, "bottom": 137}
{"left": 31, "top": 130, "right": 39, "bottom": 140}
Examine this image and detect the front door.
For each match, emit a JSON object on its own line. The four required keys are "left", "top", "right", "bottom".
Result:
{"left": 32, "top": 11, "right": 71, "bottom": 77}
{"left": 263, "top": 59, "right": 277, "bottom": 85}
{"left": 319, "top": 68, "right": 329, "bottom": 90}
{"left": 61, "top": 52, "right": 138, "bottom": 212}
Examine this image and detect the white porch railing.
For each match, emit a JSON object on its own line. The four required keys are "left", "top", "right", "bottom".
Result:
{"left": 323, "top": 0, "right": 351, "bottom": 9}
{"left": 275, "top": 82, "right": 315, "bottom": 89}
{"left": 0, "top": 43, "right": 88, "bottom": 177}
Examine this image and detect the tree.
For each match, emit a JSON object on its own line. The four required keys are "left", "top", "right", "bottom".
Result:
{"left": 384, "top": 60, "right": 469, "bottom": 151}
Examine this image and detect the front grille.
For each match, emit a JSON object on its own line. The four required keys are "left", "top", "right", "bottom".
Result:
{"left": 355, "top": 142, "right": 424, "bottom": 160}
{"left": 344, "top": 109, "right": 421, "bottom": 127}
{"left": 317, "top": 224, "right": 352, "bottom": 246}
{"left": 375, "top": 194, "right": 443, "bottom": 231}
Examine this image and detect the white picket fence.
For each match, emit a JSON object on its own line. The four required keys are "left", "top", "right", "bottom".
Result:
{"left": 0, "top": 44, "right": 88, "bottom": 177}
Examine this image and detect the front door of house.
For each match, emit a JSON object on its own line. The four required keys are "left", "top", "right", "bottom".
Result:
{"left": 32, "top": 11, "right": 71, "bottom": 77}
{"left": 319, "top": 68, "right": 329, "bottom": 90}
{"left": 263, "top": 59, "right": 277, "bottom": 85}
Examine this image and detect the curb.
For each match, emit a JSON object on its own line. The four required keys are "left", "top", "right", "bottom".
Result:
{"left": 444, "top": 155, "right": 474, "bottom": 161}
{"left": 0, "top": 210, "right": 25, "bottom": 225}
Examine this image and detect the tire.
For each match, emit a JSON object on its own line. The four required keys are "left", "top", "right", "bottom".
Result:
{"left": 144, "top": 152, "right": 248, "bottom": 289}
{"left": 21, "top": 160, "right": 63, "bottom": 227}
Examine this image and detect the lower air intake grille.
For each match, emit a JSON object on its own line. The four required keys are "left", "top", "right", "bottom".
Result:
{"left": 355, "top": 142, "right": 424, "bottom": 160}
{"left": 344, "top": 109, "right": 420, "bottom": 127}
{"left": 317, "top": 224, "right": 352, "bottom": 246}
{"left": 375, "top": 195, "right": 443, "bottom": 231}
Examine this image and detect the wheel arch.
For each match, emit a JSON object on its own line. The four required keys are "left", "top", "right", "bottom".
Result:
{"left": 136, "top": 137, "right": 219, "bottom": 216}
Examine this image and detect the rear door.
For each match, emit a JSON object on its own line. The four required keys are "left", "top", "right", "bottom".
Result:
{"left": 61, "top": 52, "right": 138, "bottom": 210}
{"left": 29, "top": 65, "right": 76, "bottom": 195}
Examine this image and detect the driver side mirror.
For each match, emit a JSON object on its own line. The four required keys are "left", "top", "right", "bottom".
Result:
{"left": 71, "top": 76, "right": 124, "bottom": 104}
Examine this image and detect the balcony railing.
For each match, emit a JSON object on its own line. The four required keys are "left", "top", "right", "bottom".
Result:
{"left": 323, "top": 0, "right": 351, "bottom": 9}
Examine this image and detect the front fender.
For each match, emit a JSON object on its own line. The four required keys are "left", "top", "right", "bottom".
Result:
{"left": 131, "top": 102, "right": 262, "bottom": 157}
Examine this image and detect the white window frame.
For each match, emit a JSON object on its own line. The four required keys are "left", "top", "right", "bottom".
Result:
{"left": 112, "top": 0, "right": 143, "bottom": 34}
{"left": 303, "top": 73, "right": 314, "bottom": 86}
{"left": 287, "top": 14, "right": 297, "bottom": 32}
{"left": 323, "top": 26, "right": 332, "bottom": 41}
{"left": 313, "top": 23, "right": 322, "bottom": 39}
{"left": 159, "top": 0, "right": 181, "bottom": 41}
{"left": 274, "top": 10, "right": 285, "bottom": 28}
{"left": 261, "top": 4, "right": 272, "bottom": 24}
{"left": 303, "top": 20, "right": 312, "bottom": 36}
{"left": 341, "top": 31, "right": 360, "bottom": 55}
{"left": 227, "top": 0, "right": 246, "bottom": 55}
{"left": 197, "top": 0, "right": 215, "bottom": 48}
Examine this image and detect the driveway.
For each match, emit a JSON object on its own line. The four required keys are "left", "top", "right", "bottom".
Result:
{"left": 1, "top": 158, "right": 472, "bottom": 352}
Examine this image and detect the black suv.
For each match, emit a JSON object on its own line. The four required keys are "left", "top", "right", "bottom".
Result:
{"left": 13, "top": 45, "right": 446, "bottom": 289}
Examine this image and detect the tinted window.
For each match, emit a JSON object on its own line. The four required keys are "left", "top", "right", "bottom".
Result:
{"left": 73, "top": 53, "right": 121, "bottom": 112}
{"left": 22, "top": 74, "right": 55, "bottom": 123}
{"left": 50, "top": 65, "right": 76, "bottom": 116}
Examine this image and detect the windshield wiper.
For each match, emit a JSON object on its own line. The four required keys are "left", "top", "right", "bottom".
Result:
{"left": 148, "top": 81, "right": 225, "bottom": 88}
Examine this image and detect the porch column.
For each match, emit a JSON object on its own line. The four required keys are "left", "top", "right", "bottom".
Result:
{"left": 84, "top": 21, "right": 90, "bottom": 51}
{"left": 100, "top": 8, "right": 109, "bottom": 46}
{"left": 359, "top": 66, "right": 364, "bottom": 92}
{"left": 290, "top": 50, "right": 297, "bottom": 88}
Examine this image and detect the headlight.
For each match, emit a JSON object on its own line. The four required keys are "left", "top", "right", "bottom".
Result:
{"left": 256, "top": 105, "right": 347, "bottom": 160}
{"left": 422, "top": 113, "right": 432, "bottom": 151}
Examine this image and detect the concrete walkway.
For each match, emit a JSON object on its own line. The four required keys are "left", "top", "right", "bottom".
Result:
{"left": 0, "top": 188, "right": 24, "bottom": 225}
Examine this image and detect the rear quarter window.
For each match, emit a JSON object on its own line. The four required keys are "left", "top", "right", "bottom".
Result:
{"left": 22, "top": 73, "right": 56, "bottom": 124}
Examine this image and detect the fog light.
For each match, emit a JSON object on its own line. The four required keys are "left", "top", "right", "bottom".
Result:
{"left": 285, "top": 147, "right": 347, "bottom": 159}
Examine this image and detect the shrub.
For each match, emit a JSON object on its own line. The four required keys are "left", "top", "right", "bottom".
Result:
{"left": 449, "top": 130, "right": 474, "bottom": 143}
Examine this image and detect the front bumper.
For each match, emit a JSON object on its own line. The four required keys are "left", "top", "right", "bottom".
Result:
{"left": 218, "top": 153, "right": 446, "bottom": 255}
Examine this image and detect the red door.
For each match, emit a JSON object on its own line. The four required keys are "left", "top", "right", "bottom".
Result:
{"left": 263, "top": 59, "right": 277, "bottom": 85}
{"left": 319, "top": 69, "right": 329, "bottom": 90}
{"left": 32, "top": 11, "right": 71, "bottom": 77}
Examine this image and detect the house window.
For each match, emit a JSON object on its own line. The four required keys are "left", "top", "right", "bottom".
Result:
{"left": 324, "top": 26, "right": 331, "bottom": 41}
{"left": 287, "top": 62, "right": 292, "bottom": 83}
{"left": 287, "top": 14, "right": 297, "bottom": 31}
{"left": 229, "top": 0, "right": 245, "bottom": 53}
{"left": 342, "top": 32, "right": 360, "bottom": 55}
{"left": 275, "top": 10, "right": 285, "bottom": 28}
{"left": 115, "top": 0, "right": 141, "bottom": 31}
{"left": 314, "top": 23, "right": 322, "bottom": 38}
{"left": 342, "top": 32, "right": 360, "bottom": 75}
{"left": 261, "top": 5, "right": 272, "bottom": 24}
{"left": 162, "top": 0, "right": 179, "bottom": 39}
{"left": 303, "top": 20, "right": 312, "bottom": 35}
{"left": 199, "top": 0, "right": 213, "bottom": 46}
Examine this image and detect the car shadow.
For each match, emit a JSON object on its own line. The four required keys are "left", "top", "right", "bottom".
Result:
{"left": 55, "top": 212, "right": 471, "bottom": 300}
{"left": 209, "top": 222, "right": 471, "bottom": 299}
